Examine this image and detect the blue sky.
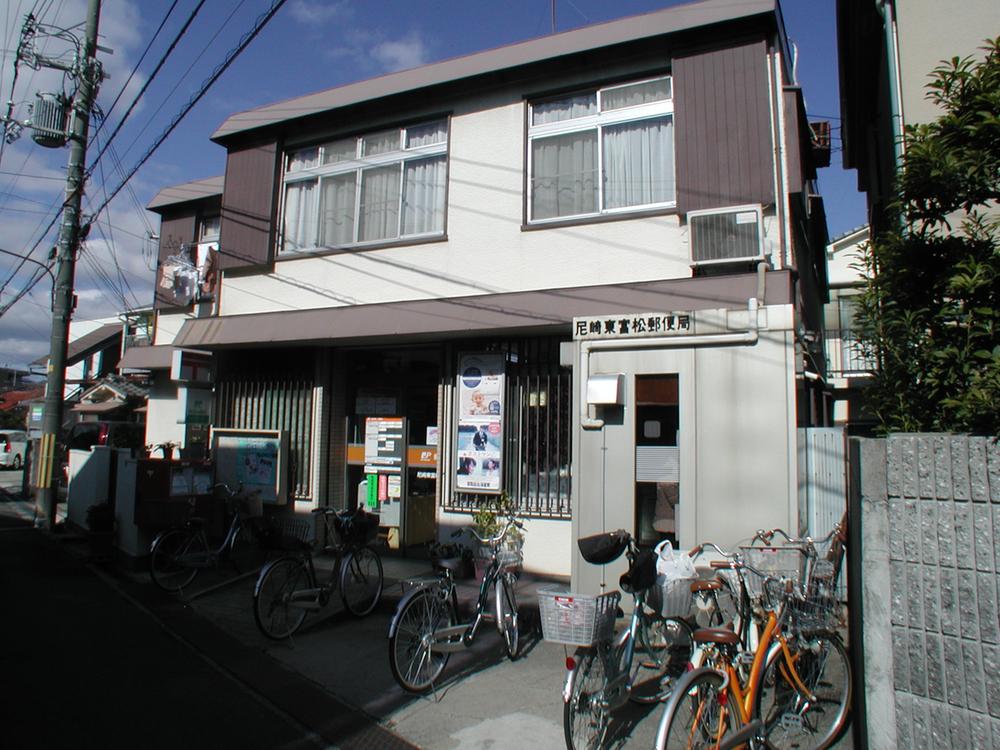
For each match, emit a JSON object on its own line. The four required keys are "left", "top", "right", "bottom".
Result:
{"left": 0, "top": 0, "right": 867, "bottom": 371}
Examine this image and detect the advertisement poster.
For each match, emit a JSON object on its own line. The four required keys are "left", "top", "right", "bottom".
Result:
{"left": 456, "top": 354, "right": 504, "bottom": 493}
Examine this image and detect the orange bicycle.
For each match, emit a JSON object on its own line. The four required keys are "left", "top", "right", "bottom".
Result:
{"left": 654, "top": 533, "right": 850, "bottom": 750}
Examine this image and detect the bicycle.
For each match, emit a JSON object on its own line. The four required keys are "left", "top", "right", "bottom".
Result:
{"left": 653, "top": 529, "right": 851, "bottom": 750}
{"left": 148, "top": 482, "right": 270, "bottom": 592}
{"left": 387, "top": 513, "right": 524, "bottom": 694}
{"left": 252, "top": 505, "right": 384, "bottom": 640}
{"left": 548, "top": 529, "right": 695, "bottom": 750}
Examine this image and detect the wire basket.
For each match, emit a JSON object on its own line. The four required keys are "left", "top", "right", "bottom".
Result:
{"left": 786, "top": 589, "right": 842, "bottom": 632}
{"left": 739, "top": 545, "right": 809, "bottom": 603}
{"left": 495, "top": 536, "right": 524, "bottom": 571}
{"left": 538, "top": 587, "right": 621, "bottom": 646}
{"left": 646, "top": 575, "right": 696, "bottom": 618}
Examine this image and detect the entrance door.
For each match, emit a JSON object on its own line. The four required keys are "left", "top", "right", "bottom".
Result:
{"left": 634, "top": 374, "right": 679, "bottom": 549}
{"left": 573, "top": 346, "right": 693, "bottom": 594}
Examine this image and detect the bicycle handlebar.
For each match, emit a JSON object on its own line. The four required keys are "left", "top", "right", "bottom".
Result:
{"left": 689, "top": 541, "right": 735, "bottom": 561}
{"left": 454, "top": 515, "right": 523, "bottom": 546}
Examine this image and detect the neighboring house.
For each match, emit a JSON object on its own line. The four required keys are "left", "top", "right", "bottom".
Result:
{"left": 837, "top": 0, "right": 1000, "bottom": 233}
{"left": 143, "top": 0, "right": 832, "bottom": 587}
{"left": 31, "top": 316, "right": 123, "bottom": 405}
{"left": 823, "top": 226, "right": 875, "bottom": 432}
{"left": 118, "top": 176, "right": 223, "bottom": 458}
{"left": 30, "top": 311, "right": 155, "bottom": 430}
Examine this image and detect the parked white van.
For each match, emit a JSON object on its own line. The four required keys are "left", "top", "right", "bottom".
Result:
{"left": 0, "top": 430, "right": 27, "bottom": 470}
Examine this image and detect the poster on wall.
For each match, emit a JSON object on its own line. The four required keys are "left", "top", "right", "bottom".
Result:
{"left": 211, "top": 428, "right": 288, "bottom": 505}
{"left": 456, "top": 354, "right": 504, "bottom": 493}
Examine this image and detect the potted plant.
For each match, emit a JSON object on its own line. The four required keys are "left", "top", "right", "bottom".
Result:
{"left": 471, "top": 492, "right": 524, "bottom": 580}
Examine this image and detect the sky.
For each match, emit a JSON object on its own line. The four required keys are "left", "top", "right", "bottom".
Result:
{"left": 0, "top": 0, "right": 868, "bottom": 373}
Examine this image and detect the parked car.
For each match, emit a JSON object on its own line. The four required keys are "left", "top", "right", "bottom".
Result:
{"left": 0, "top": 430, "right": 28, "bottom": 470}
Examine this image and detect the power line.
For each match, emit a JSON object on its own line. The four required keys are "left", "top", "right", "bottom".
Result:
{"left": 2, "top": 0, "right": 290, "bottom": 317}
{"left": 84, "top": 0, "right": 206, "bottom": 177}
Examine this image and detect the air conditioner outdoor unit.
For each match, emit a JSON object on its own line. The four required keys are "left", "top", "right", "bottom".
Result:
{"left": 688, "top": 204, "right": 765, "bottom": 266}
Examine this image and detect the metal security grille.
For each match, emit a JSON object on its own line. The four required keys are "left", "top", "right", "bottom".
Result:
{"left": 444, "top": 337, "right": 571, "bottom": 519}
{"left": 215, "top": 351, "right": 314, "bottom": 500}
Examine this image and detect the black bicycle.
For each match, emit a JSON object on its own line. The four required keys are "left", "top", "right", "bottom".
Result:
{"left": 387, "top": 514, "right": 523, "bottom": 693}
{"left": 148, "top": 482, "right": 269, "bottom": 592}
{"left": 253, "top": 505, "right": 384, "bottom": 640}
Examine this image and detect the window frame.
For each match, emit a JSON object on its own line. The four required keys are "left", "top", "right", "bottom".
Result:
{"left": 279, "top": 119, "right": 449, "bottom": 255}
{"left": 527, "top": 74, "right": 676, "bottom": 225}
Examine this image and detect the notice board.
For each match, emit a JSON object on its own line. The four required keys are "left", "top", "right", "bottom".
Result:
{"left": 211, "top": 428, "right": 289, "bottom": 505}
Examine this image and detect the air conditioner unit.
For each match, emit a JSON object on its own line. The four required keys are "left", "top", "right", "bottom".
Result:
{"left": 688, "top": 204, "right": 765, "bottom": 266}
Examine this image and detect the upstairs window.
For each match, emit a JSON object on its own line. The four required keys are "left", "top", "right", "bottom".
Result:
{"left": 280, "top": 119, "right": 448, "bottom": 253}
{"left": 528, "top": 76, "right": 675, "bottom": 223}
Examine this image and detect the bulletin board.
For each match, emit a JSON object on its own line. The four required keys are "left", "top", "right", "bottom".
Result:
{"left": 211, "top": 428, "right": 289, "bottom": 505}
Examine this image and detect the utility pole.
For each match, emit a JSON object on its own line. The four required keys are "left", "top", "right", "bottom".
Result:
{"left": 34, "top": 0, "right": 103, "bottom": 530}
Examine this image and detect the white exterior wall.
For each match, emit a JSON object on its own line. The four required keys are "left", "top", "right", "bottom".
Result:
{"left": 571, "top": 303, "right": 799, "bottom": 594}
{"left": 217, "top": 95, "right": 785, "bottom": 316}
{"left": 144, "top": 372, "right": 184, "bottom": 450}
{"left": 154, "top": 312, "right": 194, "bottom": 346}
{"left": 896, "top": 0, "right": 1000, "bottom": 127}
{"left": 438, "top": 509, "right": 572, "bottom": 580}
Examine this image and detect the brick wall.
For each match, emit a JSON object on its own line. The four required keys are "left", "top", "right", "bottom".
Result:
{"left": 857, "top": 435, "right": 1000, "bottom": 749}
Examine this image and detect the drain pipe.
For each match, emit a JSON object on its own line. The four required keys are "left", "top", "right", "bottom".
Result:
{"left": 580, "top": 298, "right": 762, "bottom": 430}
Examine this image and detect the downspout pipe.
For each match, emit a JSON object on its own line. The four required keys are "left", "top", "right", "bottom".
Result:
{"left": 580, "top": 298, "right": 761, "bottom": 430}
{"left": 878, "top": 0, "right": 905, "bottom": 172}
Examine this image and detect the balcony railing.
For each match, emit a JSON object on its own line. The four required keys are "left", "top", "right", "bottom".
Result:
{"left": 123, "top": 334, "right": 152, "bottom": 350}
{"left": 825, "top": 329, "right": 876, "bottom": 378}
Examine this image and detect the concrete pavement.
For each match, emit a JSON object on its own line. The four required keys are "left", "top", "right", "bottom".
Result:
{"left": 0, "top": 476, "right": 850, "bottom": 749}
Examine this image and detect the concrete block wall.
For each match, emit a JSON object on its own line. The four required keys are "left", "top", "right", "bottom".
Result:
{"left": 860, "top": 434, "right": 1000, "bottom": 749}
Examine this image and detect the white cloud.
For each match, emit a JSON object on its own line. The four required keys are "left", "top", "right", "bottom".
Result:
{"left": 289, "top": 0, "right": 350, "bottom": 25}
{"left": 371, "top": 33, "right": 429, "bottom": 72}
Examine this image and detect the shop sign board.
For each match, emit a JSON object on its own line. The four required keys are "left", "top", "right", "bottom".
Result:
{"left": 573, "top": 312, "right": 692, "bottom": 340}
{"left": 456, "top": 354, "right": 504, "bottom": 493}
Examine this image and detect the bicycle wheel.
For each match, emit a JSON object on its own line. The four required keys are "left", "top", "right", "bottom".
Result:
{"left": 563, "top": 647, "right": 610, "bottom": 750}
{"left": 229, "top": 520, "right": 268, "bottom": 575}
{"left": 754, "top": 633, "right": 851, "bottom": 750}
{"left": 656, "top": 668, "right": 738, "bottom": 750}
{"left": 495, "top": 571, "right": 519, "bottom": 660}
{"left": 149, "top": 528, "right": 203, "bottom": 592}
{"left": 340, "top": 546, "right": 384, "bottom": 617}
{"left": 253, "top": 557, "right": 312, "bottom": 640}
{"left": 630, "top": 614, "right": 694, "bottom": 704}
{"left": 389, "top": 588, "right": 455, "bottom": 693}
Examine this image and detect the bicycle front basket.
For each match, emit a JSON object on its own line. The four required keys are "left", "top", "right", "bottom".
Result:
{"left": 537, "top": 587, "right": 620, "bottom": 646}
{"left": 339, "top": 508, "right": 380, "bottom": 545}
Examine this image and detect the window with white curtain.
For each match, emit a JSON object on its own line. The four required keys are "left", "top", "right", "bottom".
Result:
{"left": 280, "top": 119, "right": 448, "bottom": 253}
{"left": 528, "top": 76, "right": 674, "bottom": 223}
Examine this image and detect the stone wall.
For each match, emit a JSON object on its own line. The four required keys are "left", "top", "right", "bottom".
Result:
{"left": 858, "top": 435, "right": 1000, "bottom": 749}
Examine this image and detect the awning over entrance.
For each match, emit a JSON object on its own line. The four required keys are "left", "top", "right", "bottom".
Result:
{"left": 173, "top": 273, "right": 790, "bottom": 349}
{"left": 117, "top": 345, "right": 175, "bottom": 370}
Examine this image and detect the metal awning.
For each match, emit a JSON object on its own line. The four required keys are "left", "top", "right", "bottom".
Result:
{"left": 117, "top": 345, "right": 175, "bottom": 370}
{"left": 172, "top": 274, "right": 790, "bottom": 349}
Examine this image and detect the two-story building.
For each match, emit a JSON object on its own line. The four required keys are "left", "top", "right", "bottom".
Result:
{"left": 138, "top": 0, "right": 831, "bottom": 589}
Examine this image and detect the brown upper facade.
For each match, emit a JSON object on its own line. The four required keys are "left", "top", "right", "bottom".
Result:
{"left": 149, "top": 0, "right": 829, "bottom": 328}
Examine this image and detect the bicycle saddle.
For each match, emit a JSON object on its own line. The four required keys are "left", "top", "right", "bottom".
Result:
{"left": 693, "top": 627, "right": 740, "bottom": 646}
{"left": 691, "top": 579, "right": 723, "bottom": 592}
{"left": 432, "top": 556, "right": 466, "bottom": 575}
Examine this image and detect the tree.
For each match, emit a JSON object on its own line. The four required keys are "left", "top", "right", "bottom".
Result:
{"left": 854, "top": 38, "right": 1000, "bottom": 436}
